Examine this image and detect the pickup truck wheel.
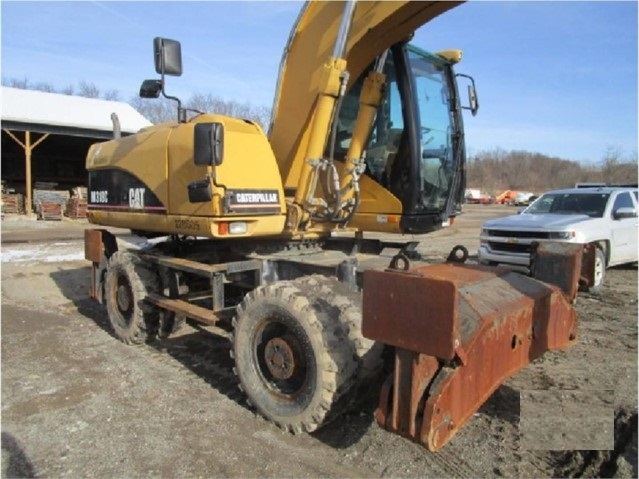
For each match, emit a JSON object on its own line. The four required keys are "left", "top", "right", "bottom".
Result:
{"left": 232, "top": 280, "right": 356, "bottom": 434}
{"left": 104, "top": 251, "right": 159, "bottom": 344}
{"left": 589, "top": 247, "right": 606, "bottom": 293}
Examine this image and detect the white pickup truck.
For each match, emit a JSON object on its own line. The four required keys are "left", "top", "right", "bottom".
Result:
{"left": 478, "top": 186, "right": 638, "bottom": 292}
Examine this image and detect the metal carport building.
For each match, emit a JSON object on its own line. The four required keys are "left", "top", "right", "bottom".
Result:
{"left": 1, "top": 86, "right": 152, "bottom": 215}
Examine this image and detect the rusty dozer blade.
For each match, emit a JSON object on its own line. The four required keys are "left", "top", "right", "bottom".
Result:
{"left": 362, "top": 242, "right": 583, "bottom": 451}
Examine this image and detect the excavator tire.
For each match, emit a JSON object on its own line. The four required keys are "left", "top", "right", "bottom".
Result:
{"left": 231, "top": 279, "right": 357, "bottom": 434}
{"left": 295, "top": 275, "right": 384, "bottom": 401}
{"left": 104, "top": 251, "right": 159, "bottom": 345}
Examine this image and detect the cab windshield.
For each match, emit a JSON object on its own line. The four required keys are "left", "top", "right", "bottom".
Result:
{"left": 409, "top": 47, "right": 457, "bottom": 211}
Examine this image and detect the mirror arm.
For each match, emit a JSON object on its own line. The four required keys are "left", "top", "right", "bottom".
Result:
{"left": 159, "top": 56, "right": 185, "bottom": 123}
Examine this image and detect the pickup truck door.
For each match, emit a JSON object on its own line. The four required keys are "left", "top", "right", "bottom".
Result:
{"left": 609, "top": 191, "right": 638, "bottom": 265}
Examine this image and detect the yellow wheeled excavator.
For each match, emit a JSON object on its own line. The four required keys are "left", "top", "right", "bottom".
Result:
{"left": 84, "top": 1, "right": 582, "bottom": 451}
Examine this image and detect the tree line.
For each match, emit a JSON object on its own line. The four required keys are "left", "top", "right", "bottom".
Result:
{"left": 466, "top": 147, "right": 637, "bottom": 194}
{"left": 3, "top": 77, "right": 637, "bottom": 192}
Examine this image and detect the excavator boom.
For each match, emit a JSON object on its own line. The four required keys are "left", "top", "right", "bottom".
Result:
{"left": 269, "top": 1, "right": 461, "bottom": 189}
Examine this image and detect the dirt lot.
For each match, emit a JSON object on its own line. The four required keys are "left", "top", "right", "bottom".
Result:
{"left": 1, "top": 204, "right": 637, "bottom": 478}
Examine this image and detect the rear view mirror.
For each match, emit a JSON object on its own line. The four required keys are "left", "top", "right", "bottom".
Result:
{"left": 456, "top": 73, "right": 479, "bottom": 116}
{"left": 467, "top": 85, "right": 478, "bottom": 116}
{"left": 194, "top": 123, "right": 224, "bottom": 166}
{"left": 139, "top": 79, "right": 162, "bottom": 99}
{"left": 154, "top": 37, "right": 182, "bottom": 76}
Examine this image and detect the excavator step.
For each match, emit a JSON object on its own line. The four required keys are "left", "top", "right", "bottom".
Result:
{"left": 145, "top": 293, "right": 232, "bottom": 339}
{"left": 362, "top": 243, "right": 582, "bottom": 451}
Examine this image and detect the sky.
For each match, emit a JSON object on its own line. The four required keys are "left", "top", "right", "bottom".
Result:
{"left": 1, "top": 1, "right": 637, "bottom": 165}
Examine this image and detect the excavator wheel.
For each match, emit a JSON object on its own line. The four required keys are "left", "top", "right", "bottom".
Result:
{"left": 104, "top": 251, "right": 159, "bottom": 345}
{"left": 295, "top": 275, "right": 384, "bottom": 402}
{"left": 231, "top": 279, "right": 357, "bottom": 433}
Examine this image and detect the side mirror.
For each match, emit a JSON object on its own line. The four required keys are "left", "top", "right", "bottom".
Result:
{"left": 456, "top": 73, "right": 479, "bottom": 116}
{"left": 139, "top": 79, "right": 162, "bottom": 99}
{"left": 467, "top": 85, "right": 478, "bottom": 116}
{"left": 154, "top": 37, "right": 182, "bottom": 76}
{"left": 613, "top": 207, "right": 637, "bottom": 220}
{"left": 194, "top": 123, "right": 224, "bottom": 166}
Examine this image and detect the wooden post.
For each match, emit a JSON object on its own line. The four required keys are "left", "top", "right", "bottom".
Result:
{"left": 25, "top": 131, "right": 32, "bottom": 216}
{"left": 3, "top": 129, "right": 49, "bottom": 216}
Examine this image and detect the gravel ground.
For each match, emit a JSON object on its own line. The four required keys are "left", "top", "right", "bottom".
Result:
{"left": 1, "top": 204, "right": 636, "bottom": 478}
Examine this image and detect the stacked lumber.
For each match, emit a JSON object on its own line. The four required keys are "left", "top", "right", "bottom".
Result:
{"left": 33, "top": 189, "right": 70, "bottom": 208}
{"left": 34, "top": 189, "right": 68, "bottom": 220}
{"left": 34, "top": 181, "right": 59, "bottom": 190}
{"left": 71, "top": 186, "right": 88, "bottom": 200}
{"left": 37, "top": 202, "right": 63, "bottom": 221}
{"left": 66, "top": 197, "right": 88, "bottom": 218}
{"left": 2, "top": 193, "right": 26, "bottom": 215}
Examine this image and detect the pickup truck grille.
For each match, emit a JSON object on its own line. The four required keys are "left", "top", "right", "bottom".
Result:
{"left": 488, "top": 242, "right": 531, "bottom": 254}
{"left": 484, "top": 229, "right": 550, "bottom": 239}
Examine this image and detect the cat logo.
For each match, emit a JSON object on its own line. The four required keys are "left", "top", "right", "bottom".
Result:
{"left": 129, "top": 188, "right": 146, "bottom": 209}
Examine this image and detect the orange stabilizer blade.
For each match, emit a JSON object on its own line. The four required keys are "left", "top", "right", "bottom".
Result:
{"left": 363, "top": 256, "right": 580, "bottom": 451}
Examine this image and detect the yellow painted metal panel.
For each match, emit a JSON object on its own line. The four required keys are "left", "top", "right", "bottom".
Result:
{"left": 86, "top": 126, "right": 172, "bottom": 207}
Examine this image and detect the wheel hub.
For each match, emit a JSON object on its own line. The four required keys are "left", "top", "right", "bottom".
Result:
{"left": 116, "top": 283, "right": 132, "bottom": 312}
{"left": 264, "top": 336, "right": 299, "bottom": 380}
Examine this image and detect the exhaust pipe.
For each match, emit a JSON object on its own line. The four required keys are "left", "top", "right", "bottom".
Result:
{"left": 110, "top": 112, "right": 121, "bottom": 139}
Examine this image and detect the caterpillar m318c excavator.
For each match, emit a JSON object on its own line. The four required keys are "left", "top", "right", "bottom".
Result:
{"left": 84, "top": 1, "right": 582, "bottom": 451}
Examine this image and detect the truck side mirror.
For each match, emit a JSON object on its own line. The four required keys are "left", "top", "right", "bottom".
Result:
{"left": 194, "top": 123, "right": 224, "bottom": 166}
{"left": 139, "top": 79, "right": 162, "bottom": 99}
{"left": 154, "top": 37, "right": 182, "bottom": 76}
{"left": 613, "top": 207, "right": 637, "bottom": 220}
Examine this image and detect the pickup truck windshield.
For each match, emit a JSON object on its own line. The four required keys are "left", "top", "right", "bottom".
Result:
{"left": 526, "top": 192, "right": 610, "bottom": 217}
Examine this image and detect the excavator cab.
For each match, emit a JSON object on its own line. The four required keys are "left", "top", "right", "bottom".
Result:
{"left": 332, "top": 42, "right": 475, "bottom": 234}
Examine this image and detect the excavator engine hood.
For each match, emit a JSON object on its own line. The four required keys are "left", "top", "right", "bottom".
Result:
{"left": 362, "top": 243, "right": 582, "bottom": 451}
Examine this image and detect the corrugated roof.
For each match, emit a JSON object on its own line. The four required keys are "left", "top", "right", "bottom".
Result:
{"left": 0, "top": 86, "right": 152, "bottom": 136}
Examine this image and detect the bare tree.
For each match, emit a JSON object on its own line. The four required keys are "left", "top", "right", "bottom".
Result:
{"left": 130, "top": 96, "right": 177, "bottom": 124}
{"left": 2, "top": 76, "right": 29, "bottom": 89}
{"left": 103, "top": 89, "right": 120, "bottom": 101}
{"left": 469, "top": 149, "right": 594, "bottom": 194}
{"left": 600, "top": 147, "right": 638, "bottom": 185}
{"left": 32, "top": 82, "right": 56, "bottom": 93}
{"left": 130, "top": 91, "right": 272, "bottom": 130}
{"left": 78, "top": 81, "right": 100, "bottom": 98}
{"left": 185, "top": 93, "right": 271, "bottom": 130}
